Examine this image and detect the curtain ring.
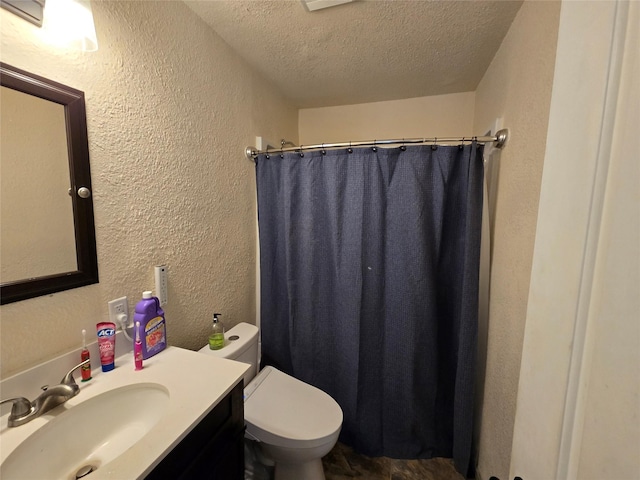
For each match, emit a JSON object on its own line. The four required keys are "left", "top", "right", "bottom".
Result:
{"left": 347, "top": 141, "right": 353, "bottom": 154}
{"left": 321, "top": 143, "right": 326, "bottom": 155}
{"left": 372, "top": 140, "right": 377, "bottom": 152}
{"left": 265, "top": 146, "right": 270, "bottom": 159}
{"left": 399, "top": 139, "right": 406, "bottom": 152}
{"left": 431, "top": 137, "right": 438, "bottom": 151}
{"left": 299, "top": 145, "right": 304, "bottom": 157}
{"left": 458, "top": 137, "right": 465, "bottom": 150}
{"left": 280, "top": 145, "right": 284, "bottom": 159}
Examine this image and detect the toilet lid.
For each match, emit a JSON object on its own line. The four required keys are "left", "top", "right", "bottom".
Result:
{"left": 244, "top": 366, "right": 343, "bottom": 449}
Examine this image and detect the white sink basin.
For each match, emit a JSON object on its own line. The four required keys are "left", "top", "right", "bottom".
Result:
{"left": 1, "top": 346, "right": 249, "bottom": 479}
{"left": 1, "top": 383, "right": 169, "bottom": 480}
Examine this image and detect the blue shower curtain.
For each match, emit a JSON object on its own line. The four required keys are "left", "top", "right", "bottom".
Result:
{"left": 256, "top": 143, "right": 484, "bottom": 475}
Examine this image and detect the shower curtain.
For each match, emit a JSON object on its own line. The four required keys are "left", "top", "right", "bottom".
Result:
{"left": 256, "top": 143, "right": 484, "bottom": 475}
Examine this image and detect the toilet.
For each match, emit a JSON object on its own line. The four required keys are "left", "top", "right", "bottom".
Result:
{"left": 198, "top": 322, "right": 343, "bottom": 480}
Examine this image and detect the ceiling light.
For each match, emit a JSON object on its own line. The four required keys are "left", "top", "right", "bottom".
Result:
{"left": 300, "top": 0, "right": 355, "bottom": 12}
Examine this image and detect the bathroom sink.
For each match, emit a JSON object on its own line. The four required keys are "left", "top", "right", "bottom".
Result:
{"left": 1, "top": 383, "right": 169, "bottom": 480}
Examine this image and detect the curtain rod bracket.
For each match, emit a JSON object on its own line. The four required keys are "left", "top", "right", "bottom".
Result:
{"left": 246, "top": 146, "right": 257, "bottom": 162}
{"left": 494, "top": 128, "right": 509, "bottom": 149}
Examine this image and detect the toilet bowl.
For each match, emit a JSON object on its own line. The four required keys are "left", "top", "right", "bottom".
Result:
{"left": 199, "top": 322, "right": 343, "bottom": 480}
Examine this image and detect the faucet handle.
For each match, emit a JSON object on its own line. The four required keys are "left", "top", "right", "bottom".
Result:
{"left": 61, "top": 359, "right": 91, "bottom": 386}
{"left": 0, "top": 397, "right": 32, "bottom": 418}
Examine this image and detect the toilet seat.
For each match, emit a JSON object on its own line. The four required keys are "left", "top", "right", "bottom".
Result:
{"left": 244, "top": 366, "right": 343, "bottom": 449}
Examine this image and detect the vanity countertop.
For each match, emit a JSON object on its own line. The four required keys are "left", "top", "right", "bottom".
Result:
{"left": 0, "top": 345, "right": 249, "bottom": 479}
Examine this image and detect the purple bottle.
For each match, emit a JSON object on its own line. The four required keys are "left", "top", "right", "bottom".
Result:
{"left": 134, "top": 291, "right": 167, "bottom": 360}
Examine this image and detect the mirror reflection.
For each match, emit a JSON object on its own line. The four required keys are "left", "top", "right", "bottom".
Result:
{"left": 1, "top": 86, "right": 78, "bottom": 282}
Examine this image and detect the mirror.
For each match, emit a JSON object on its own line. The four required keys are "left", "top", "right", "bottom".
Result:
{"left": 0, "top": 63, "right": 98, "bottom": 304}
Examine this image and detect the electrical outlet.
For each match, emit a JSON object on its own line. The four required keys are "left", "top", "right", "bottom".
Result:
{"left": 155, "top": 265, "right": 168, "bottom": 306}
{"left": 108, "top": 296, "right": 129, "bottom": 327}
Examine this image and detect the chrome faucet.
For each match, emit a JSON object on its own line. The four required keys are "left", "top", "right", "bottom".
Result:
{"left": 0, "top": 359, "right": 90, "bottom": 427}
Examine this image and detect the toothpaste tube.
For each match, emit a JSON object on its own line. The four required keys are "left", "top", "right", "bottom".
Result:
{"left": 96, "top": 322, "right": 116, "bottom": 372}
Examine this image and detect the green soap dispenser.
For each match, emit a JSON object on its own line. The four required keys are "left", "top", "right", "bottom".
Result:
{"left": 208, "top": 313, "right": 225, "bottom": 350}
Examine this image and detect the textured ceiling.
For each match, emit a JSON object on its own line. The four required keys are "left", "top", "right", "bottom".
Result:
{"left": 184, "top": 0, "right": 523, "bottom": 108}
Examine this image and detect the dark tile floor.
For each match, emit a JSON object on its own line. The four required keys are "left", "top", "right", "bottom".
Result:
{"left": 322, "top": 442, "right": 464, "bottom": 480}
{"left": 245, "top": 440, "right": 464, "bottom": 480}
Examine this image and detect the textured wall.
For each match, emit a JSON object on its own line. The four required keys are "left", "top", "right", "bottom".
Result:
{"left": 0, "top": 1, "right": 297, "bottom": 378}
{"left": 472, "top": 1, "right": 561, "bottom": 479}
{"left": 298, "top": 92, "right": 475, "bottom": 143}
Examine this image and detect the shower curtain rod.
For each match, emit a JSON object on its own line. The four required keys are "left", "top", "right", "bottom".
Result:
{"left": 245, "top": 128, "right": 509, "bottom": 161}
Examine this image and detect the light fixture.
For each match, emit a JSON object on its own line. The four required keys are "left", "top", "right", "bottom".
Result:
{"left": 0, "top": 0, "right": 45, "bottom": 26}
{"left": 300, "top": 0, "right": 355, "bottom": 12}
{"left": 42, "top": 0, "right": 97, "bottom": 51}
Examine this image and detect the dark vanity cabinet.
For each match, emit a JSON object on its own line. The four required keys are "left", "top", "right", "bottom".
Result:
{"left": 146, "top": 381, "right": 244, "bottom": 479}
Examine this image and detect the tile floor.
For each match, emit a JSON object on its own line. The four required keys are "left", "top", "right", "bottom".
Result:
{"left": 244, "top": 439, "right": 464, "bottom": 480}
{"left": 322, "top": 442, "right": 464, "bottom": 480}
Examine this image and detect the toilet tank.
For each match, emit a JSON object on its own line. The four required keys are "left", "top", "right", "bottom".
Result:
{"left": 198, "top": 322, "right": 259, "bottom": 387}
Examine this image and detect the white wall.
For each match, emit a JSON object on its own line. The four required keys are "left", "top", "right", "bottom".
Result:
{"left": 0, "top": 1, "right": 297, "bottom": 378}
{"left": 299, "top": 92, "right": 475, "bottom": 143}
{"left": 472, "top": 2, "right": 561, "bottom": 478}
{"left": 511, "top": 1, "right": 639, "bottom": 478}
{"left": 576, "top": 6, "right": 639, "bottom": 473}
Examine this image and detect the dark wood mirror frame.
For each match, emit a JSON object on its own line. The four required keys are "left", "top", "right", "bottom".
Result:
{"left": 1, "top": 63, "right": 98, "bottom": 304}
